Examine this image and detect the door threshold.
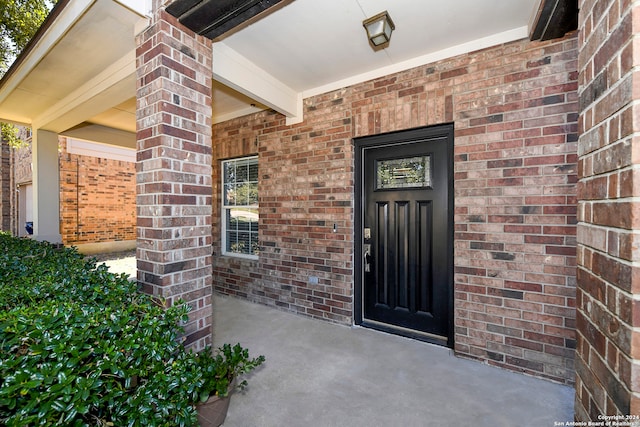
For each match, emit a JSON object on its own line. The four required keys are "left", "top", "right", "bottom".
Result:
{"left": 361, "top": 319, "right": 450, "bottom": 347}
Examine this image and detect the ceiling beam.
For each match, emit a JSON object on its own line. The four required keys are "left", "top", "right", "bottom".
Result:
{"left": 61, "top": 123, "right": 136, "bottom": 149}
{"left": 212, "top": 42, "right": 302, "bottom": 124}
{"left": 33, "top": 50, "right": 136, "bottom": 133}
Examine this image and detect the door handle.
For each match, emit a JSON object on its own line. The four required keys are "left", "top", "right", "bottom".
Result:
{"left": 363, "top": 244, "right": 372, "bottom": 273}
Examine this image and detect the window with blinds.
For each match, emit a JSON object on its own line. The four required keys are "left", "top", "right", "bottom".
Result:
{"left": 222, "top": 156, "right": 259, "bottom": 258}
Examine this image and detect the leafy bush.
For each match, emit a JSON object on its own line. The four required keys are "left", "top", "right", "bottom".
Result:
{"left": 0, "top": 233, "right": 263, "bottom": 426}
{"left": 0, "top": 234, "right": 135, "bottom": 311}
{"left": 192, "top": 343, "right": 266, "bottom": 402}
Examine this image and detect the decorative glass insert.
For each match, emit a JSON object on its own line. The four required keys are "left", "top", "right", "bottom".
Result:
{"left": 376, "top": 155, "right": 432, "bottom": 189}
{"left": 222, "top": 156, "right": 259, "bottom": 258}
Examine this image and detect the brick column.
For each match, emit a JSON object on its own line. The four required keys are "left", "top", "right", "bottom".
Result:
{"left": 575, "top": 0, "right": 640, "bottom": 420}
{"left": 136, "top": 1, "right": 213, "bottom": 351}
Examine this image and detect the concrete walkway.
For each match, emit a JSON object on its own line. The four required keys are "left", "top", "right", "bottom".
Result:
{"left": 213, "top": 295, "right": 574, "bottom": 427}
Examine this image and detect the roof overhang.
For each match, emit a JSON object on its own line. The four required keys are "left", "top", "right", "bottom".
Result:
{"left": 166, "top": 0, "right": 302, "bottom": 123}
{"left": 0, "top": 0, "right": 147, "bottom": 145}
{"left": 0, "top": 0, "right": 580, "bottom": 144}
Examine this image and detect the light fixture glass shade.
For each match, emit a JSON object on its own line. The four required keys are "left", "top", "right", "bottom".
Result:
{"left": 363, "top": 11, "right": 395, "bottom": 48}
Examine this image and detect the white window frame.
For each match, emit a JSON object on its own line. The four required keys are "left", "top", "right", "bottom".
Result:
{"left": 221, "top": 156, "right": 259, "bottom": 260}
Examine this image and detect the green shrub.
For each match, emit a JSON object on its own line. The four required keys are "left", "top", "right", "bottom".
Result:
{"left": 0, "top": 233, "right": 264, "bottom": 426}
{"left": 192, "top": 343, "right": 266, "bottom": 402}
{"left": 0, "top": 234, "right": 136, "bottom": 311}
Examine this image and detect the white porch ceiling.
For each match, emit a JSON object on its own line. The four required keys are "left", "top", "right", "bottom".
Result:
{"left": 0, "top": 0, "right": 143, "bottom": 136}
{"left": 0, "top": 0, "right": 544, "bottom": 143}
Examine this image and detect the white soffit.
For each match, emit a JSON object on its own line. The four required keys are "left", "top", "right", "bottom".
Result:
{"left": 115, "top": 0, "right": 152, "bottom": 16}
{"left": 303, "top": 26, "right": 530, "bottom": 99}
{"left": 0, "top": 0, "right": 145, "bottom": 133}
{"left": 0, "top": 0, "right": 543, "bottom": 130}
{"left": 0, "top": 0, "right": 94, "bottom": 103}
{"left": 215, "top": 0, "right": 539, "bottom": 123}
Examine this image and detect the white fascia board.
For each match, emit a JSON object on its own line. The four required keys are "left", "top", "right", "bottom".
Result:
{"left": 214, "top": 105, "right": 266, "bottom": 124}
{"left": 114, "top": 0, "right": 152, "bottom": 17}
{"left": 303, "top": 26, "right": 530, "bottom": 100}
{"left": 213, "top": 41, "right": 302, "bottom": 123}
{"left": 0, "top": 0, "right": 96, "bottom": 106}
{"left": 62, "top": 123, "right": 136, "bottom": 149}
{"left": 33, "top": 50, "right": 136, "bottom": 132}
{"left": 67, "top": 137, "right": 135, "bottom": 162}
{"left": 528, "top": 0, "right": 545, "bottom": 33}
{"left": 285, "top": 92, "right": 303, "bottom": 126}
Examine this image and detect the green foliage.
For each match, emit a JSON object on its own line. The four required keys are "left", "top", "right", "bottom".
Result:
{"left": 0, "top": 233, "right": 264, "bottom": 426}
{"left": 192, "top": 344, "right": 265, "bottom": 402}
{"left": 0, "top": 0, "right": 54, "bottom": 147}
{"left": 0, "top": 0, "right": 54, "bottom": 74}
{"left": 0, "top": 233, "right": 136, "bottom": 311}
{"left": 0, "top": 123, "right": 24, "bottom": 149}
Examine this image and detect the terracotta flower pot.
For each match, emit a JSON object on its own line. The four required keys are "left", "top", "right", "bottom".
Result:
{"left": 197, "top": 393, "right": 231, "bottom": 427}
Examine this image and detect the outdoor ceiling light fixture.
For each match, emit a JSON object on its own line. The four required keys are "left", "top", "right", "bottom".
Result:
{"left": 363, "top": 10, "right": 395, "bottom": 49}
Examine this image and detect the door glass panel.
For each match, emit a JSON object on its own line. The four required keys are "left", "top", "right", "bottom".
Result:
{"left": 376, "top": 155, "right": 432, "bottom": 189}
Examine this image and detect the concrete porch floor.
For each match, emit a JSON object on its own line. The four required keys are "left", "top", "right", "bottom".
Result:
{"left": 212, "top": 295, "right": 574, "bottom": 427}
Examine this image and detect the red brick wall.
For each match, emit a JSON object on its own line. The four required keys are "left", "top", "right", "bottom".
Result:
{"left": 9, "top": 138, "right": 32, "bottom": 236}
{"left": 447, "top": 36, "right": 579, "bottom": 383}
{"left": 59, "top": 138, "right": 136, "bottom": 245}
{"left": 213, "top": 110, "right": 354, "bottom": 323}
{"left": 575, "top": 0, "right": 640, "bottom": 420}
{"left": 0, "top": 139, "right": 10, "bottom": 231}
{"left": 11, "top": 140, "right": 31, "bottom": 185}
{"left": 213, "top": 33, "right": 578, "bottom": 383}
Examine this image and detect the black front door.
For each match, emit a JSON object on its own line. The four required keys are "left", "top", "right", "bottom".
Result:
{"left": 355, "top": 124, "right": 453, "bottom": 346}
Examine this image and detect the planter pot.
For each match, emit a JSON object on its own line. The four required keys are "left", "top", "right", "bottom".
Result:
{"left": 197, "top": 394, "right": 231, "bottom": 427}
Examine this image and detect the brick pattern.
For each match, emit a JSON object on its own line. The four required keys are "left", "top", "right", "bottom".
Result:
{"left": 59, "top": 138, "right": 136, "bottom": 245}
{"left": 213, "top": 34, "right": 578, "bottom": 383}
{"left": 575, "top": 0, "right": 640, "bottom": 419}
{"left": 0, "top": 139, "right": 10, "bottom": 231}
{"left": 443, "top": 36, "right": 578, "bottom": 385}
{"left": 8, "top": 139, "right": 31, "bottom": 236}
{"left": 5, "top": 136, "right": 135, "bottom": 244}
{"left": 212, "top": 109, "right": 354, "bottom": 324}
{"left": 136, "top": 3, "right": 213, "bottom": 351}
{"left": 11, "top": 139, "right": 31, "bottom": 185}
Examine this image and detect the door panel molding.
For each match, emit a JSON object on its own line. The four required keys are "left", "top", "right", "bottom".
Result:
{"left": 354, "top": 123, "right": 454, "bottom": 347}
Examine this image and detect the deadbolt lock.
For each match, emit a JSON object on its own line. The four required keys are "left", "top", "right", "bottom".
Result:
{"left": 364, "top": 228, "right": 371, "bottom": 239}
